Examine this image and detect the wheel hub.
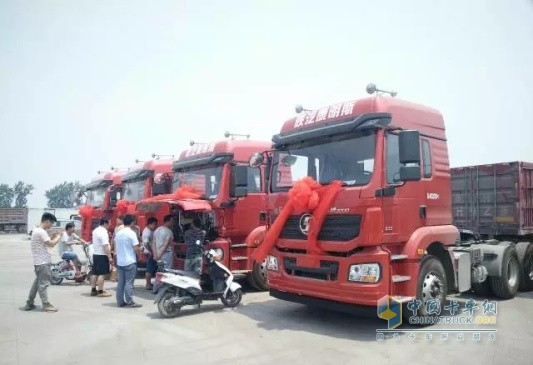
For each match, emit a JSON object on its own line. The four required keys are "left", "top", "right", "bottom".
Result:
{"left": 259, "top": 258, "right": 268, "bottom": 281}
{"left": 507, "top": 258, "right": 519, "bottom": 287}
{"left": 422, "top": 273, "right": 443, "bottom": 304}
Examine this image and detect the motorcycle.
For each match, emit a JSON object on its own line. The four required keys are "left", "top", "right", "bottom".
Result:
{"left": 50, "top": 243, "right": 93, "bottom": 285}
{"left": 154, "top": 247, "right": 243, "bottom": 318}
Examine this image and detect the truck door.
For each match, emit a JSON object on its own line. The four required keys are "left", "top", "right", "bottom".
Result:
{"left": 225, "top": 165, "right": 267, "bottom": 244}
{"left": 381, "top": 131, "right": 424, "bottom": 243}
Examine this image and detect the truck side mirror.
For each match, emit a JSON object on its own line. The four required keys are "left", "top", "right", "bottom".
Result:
{"left": 230, "top": 165, "right": 249, "bottom": 198}
{"left": 398, "top": 130, "right": 421, "bottom": 181}
{"left": 233, "top": 186, "right": 248, "bottom": 198}
{"left": 399, "top": 165, "right": 421, "bottom": 181}
{"left": 398, "top": 130, "right": 421, "bottom": 164}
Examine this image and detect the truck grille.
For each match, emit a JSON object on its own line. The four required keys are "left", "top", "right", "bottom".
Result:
{"left": 279, "top": 214, "right": 361, "bottom": 241}
{"left": 283, "top": 257, "right": 339, "bottom": 280}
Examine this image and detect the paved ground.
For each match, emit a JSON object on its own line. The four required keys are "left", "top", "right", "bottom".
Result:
{"left": 1, "top": 234, "right": 532, "bottom": 365}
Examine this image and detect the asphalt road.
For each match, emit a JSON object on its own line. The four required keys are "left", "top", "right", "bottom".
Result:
{"left": 1, "top": 234, "right": 532, "bottom": 365}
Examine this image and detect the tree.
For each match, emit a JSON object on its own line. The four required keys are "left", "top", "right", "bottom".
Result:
{"left": 45, "top": 181, "right": 84, "bottom": 208}
{"left": 0, "top": 184, "right": 14, "bottom": 207}
{"left": 13, "top": 181, "right": 34, "bottom": 208}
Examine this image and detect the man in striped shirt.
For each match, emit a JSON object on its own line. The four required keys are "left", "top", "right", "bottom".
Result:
{"left": 20, "top": 213, "right": 63, "bottom": 312}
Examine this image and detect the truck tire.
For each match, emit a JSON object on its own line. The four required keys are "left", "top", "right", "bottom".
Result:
{"left": 404, "top": 255, "right": 447, "bottom": 323}
{"left": 489, "top": 246, "right": 520, "bottom": 299}
{"left": 515, "top": 242, "right": 533, "bottom": 292}
{"left": 248, "top": 259, "right": 269, "bottom": 291}
{"left": 472, "top": 280, "right": 491, "bottom": 297}
{"left": 17, "top": 224, "right": 27, "bottom": 234}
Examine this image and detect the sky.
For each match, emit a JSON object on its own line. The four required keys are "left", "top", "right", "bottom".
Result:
{"left": 1, "top": 0, "right": 532, "bottom": 208}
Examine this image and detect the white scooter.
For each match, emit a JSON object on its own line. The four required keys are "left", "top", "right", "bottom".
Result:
{"left": 154, "top": 248, "right": 243, "bottom": 318}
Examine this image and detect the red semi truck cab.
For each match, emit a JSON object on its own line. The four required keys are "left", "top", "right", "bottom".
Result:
{"left": 254, "top": 86, "right": 533, "bottom": 320}
{"left": 79, "top": 171, "right": 124, "bottom": 242}
{"left": 136, "top": 139, "right": 272, "bottom": 290}
{"left": 117, "top": 159, "right": 174, "bottom": 217}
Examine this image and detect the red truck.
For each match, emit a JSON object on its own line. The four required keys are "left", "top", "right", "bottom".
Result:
{"left": 116, "top": 159, "right": 174, "bottom": 217}
{"left": 135, "top": 139, "right": 272, "bottom": 290}
{"left": 79, "top": 171, "right": 124, "bottom": 242}
{"left": 250, "top": 84, "right": 533, "bottom": 320}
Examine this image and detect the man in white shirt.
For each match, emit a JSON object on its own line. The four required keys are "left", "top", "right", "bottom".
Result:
{"left": 20, "top": 213, "right": 63, "bottom": 312}
{"left": 115, "top": 214, "right": 142, "bottom": 308}
{"left": 142, "top": 217, "right": 158, "bottom": 290}
{"left": 57, "top": 222, "right": 87, "bottom": 278}
{"left": 90, "top": 218, "right": 112, "bottom": 297}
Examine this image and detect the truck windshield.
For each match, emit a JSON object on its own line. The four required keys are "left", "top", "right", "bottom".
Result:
{"left": 172, "top": 166, "right": 223, "bottom": 200}
{"left": 272, "top": 133, "right": 376, "bottom": 191}
{"left": 123, "top": 179, "right": 146, "bottom": 201}
{"left": 86, "top": 187, "right": 107, "bottom": 207}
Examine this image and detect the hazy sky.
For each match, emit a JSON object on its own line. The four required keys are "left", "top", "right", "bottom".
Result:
{"left": 1, "top": 0, "right": 532, "bottom": 208}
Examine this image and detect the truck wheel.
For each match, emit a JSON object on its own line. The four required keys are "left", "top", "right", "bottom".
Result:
{"left": 515, "top": 242, "right": 533, "bottom": 292}
{"left": 248, "top": 259, "right": 269, "bottom": 291}
{"left": 17, "top": 224, "right": 27, "bottom": 234}
{"left": 472, "top": 280, "right": 491, "bottom": 296}
{"left": 405, "top": 255, "right": 447, "bottom": 321}
{"left": 489, "top": 246, "right": 520, "bottom": 299}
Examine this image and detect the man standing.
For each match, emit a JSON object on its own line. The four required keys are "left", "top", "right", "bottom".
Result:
{"left": 151, "top": 215, "right": 175, "bottom": 294}
{"left": 57, "top": 222, "right": 87, "bottom": 278}
{"left": 184, "top": 218, "right": 206, "bottom": 276}
{"left": 115, "top": 214, "right": 142, "bottom": 308}
{"left": 20, "top": 212, "right": 62, "bottom": 312}
{"left": 110, "top": 216, "right": 125, "bottom": 282}
{"left": 90, "top": 218, "right": 112, "bottom": 297}
{"left": 142, "top": 217, "right": 158, "bottom": 290}
{"left": 153, "top": 215, "right": 174, "bottom": 270}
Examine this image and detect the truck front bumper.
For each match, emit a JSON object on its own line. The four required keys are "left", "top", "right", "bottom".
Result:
{"left": 267, "top": 246, "right": 391, "bottom": 307}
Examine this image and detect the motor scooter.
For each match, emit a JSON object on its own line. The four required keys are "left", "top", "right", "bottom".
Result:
{"left": 154, "top": 247, "right": 243, "bottom": 318}
{"left": 50, "top": 244, "right": 93, "bottom": 285}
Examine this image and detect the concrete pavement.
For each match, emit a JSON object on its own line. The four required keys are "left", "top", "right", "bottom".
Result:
{"left": 1, "top": 234, "right": 532, "bottom": 365}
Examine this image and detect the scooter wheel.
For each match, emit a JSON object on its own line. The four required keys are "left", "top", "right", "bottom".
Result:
{"left": 50, "top": 269, "right": 64, "bottom": 285}
{"left": 157, "top": 292, "right": 181, "bottom": 318}
{"left": 221, "top": 288, "right": 242, "bottom": 308}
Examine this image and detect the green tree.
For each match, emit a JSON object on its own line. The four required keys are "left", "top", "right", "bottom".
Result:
{"left": 13, "top": 181, "right": 34, "bottom": 208}
{"left": 0, "top": 184, "right": 14, "bottom": 207}
{"left": 45, "top": 181, "right": 84, "bottom": 208}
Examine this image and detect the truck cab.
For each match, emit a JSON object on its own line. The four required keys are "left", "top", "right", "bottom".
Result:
{"left": 116, "top": 159, "right": 174, "bottom": 217}
{"left": 79, "top": 171, "right": 124, "bottom": 242}
{"left": 255, "top": 85, "right": 533, "bottom": 321}
{"left": 136, "top": 140, "right": 271, "bottom": 290}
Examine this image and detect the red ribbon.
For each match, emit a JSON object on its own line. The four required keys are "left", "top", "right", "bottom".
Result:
{"left": 142, "top": 184, "right": 203, "bottom": 203}
{"left": 78, "top": 205, "right": 94, "bottom": 219}
{"left": 116, "top": 200, "right": 136, "bottom": 216}
{"left": 252, "top": 177, "right": 343, "bottom": 264}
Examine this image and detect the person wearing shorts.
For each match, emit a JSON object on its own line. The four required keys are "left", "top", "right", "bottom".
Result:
{"left": 90, "top": 218, "right": 112, "bottom": 297}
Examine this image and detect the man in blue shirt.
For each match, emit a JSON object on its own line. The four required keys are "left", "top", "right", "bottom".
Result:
{"left": 114, "top": 214, "right": 142, "bottom": 308}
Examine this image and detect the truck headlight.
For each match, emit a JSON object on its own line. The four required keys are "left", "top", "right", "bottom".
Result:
{"left": 267, "top": 255, "right": 278, "bottom": 271}
{"left": 348, "top": 264, "right": 380, "bottom": 283}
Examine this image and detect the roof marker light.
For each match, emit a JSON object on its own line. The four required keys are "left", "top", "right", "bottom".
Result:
{"left": 366, "top": 83, "right": 397, "bottom": 97}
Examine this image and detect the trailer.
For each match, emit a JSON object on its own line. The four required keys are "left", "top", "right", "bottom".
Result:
{"left": 451, "top": 161, "right": 533, "bottom": 239}
{"left": 0, "top": 208, "right": 28, "bottom": 233}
